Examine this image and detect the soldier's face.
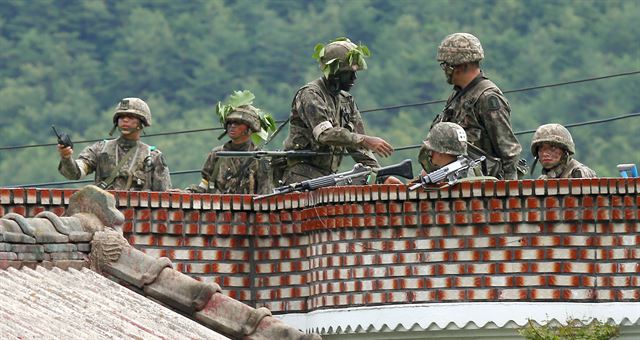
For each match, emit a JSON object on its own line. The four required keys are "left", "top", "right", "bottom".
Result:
{"left": 538, "top": 143, "right": 564, "bottom": 169}
{"left": 117, "top": 114, "right": 142, "bottom": 136}
{"left": 431, "top": 151, "right": 457, "bottom": 169}
{"left": 440, "top": 62, "right": 455, "bottom": 84}
{"left": 337, "top": 71, "right": 357, "bottom": 91}
{"left": 227, "top": 121, "right": 250, "bottom": 140}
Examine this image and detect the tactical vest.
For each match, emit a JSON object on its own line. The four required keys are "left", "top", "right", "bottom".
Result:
{"left": 209, "top": 142, "right": 262, "bottom": 194}
{"left": 95, "top": 140, "right": 153, "bottom": 190}
{"left": 436, "top": 77, "right": 502, "bottom": 157}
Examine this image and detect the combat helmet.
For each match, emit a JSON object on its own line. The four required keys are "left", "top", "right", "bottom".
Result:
{"left": 437, "top": 33, "right": 484, "bottom": 66}
{"left": 423, "top": 122, "right": 468, "bottom": 155}
{"left": 314, "top": 37, "right": 370, "bottom": 77}
{"left": 530, "top": 123, "right": 575, "bottom": 155}
{"left": 224, "top": 105, "right": 261, "bottom": 132}
{"left": 113, "top": 98, "right": 152, "bottom": 127}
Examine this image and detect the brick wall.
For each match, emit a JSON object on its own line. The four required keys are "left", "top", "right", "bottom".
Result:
{"left": 2, "top": 178, "right": 639, "bottom": 313}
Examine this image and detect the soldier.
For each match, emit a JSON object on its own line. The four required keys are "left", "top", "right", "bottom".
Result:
{"left": 282, "top": 37, "right": 398, "bottom": 184}
{"left": 186, "top": 91, "right": 275, "bottom": 194}
{"left": 530, "top": 123, "right": 596, "bottom": 179}
{"left": 416, "top": 122, "right": 484, "bottom": 183}
{"left": 57, "top": 98, "right": 171, "bottom": 191}
{"left": 432, "top": 32, "right": 523, "bottom": 179}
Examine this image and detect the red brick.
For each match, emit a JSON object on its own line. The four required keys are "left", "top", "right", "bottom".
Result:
{"left": 507, "top": 197, "right": 521, "bottom": 209}
{"left": 525, "top": 197, "right": 540, "bottom": 209}
{"left": 420, "top": 214, "right": 432, "bottom": 225}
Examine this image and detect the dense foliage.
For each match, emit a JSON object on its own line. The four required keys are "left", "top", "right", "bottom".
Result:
{"left": 519, "top": 319, "right": 620, "bottom": 340}
{"left": 0, "top": 0, "right": 638, "bottom": 188}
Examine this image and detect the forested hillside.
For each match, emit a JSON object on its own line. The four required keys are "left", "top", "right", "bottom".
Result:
{"left": 0, "top": 0, "right": 638, "bottom": 188}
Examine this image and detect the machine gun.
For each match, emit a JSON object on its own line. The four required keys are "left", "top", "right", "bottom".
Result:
{"left": 216, "top": 150, "right": 330, "bottom": 159}
{"left": 51, "top": 125, "right": 73, "bottom": 149}
{"left": 409, "top": 155, "right": 485, "bottom": 191}
{"left": 254, "top": 159, "right": 414, "bottom": 200}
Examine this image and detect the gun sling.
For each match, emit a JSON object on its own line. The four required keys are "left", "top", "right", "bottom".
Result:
{"left": 98, "top": 145, "right": 138, "bottom": 190}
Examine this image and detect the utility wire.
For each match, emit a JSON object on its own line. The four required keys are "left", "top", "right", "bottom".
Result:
{"left": 360, "top": 70, "right": 640, "bottom": 113}
{"left": 514, "top": 112, "right": 640, "bottom": 135}
{"left": 1, "top": 70, "right": 637, "bottom": 152}
{"left": 0, "top": 121, "right": 288, "bottom": 151}
{"left": 12, "top": 169, "right": 202, "bottom": 188}
{"left": 10, "top": 111, "right": 640, "bottom": 188}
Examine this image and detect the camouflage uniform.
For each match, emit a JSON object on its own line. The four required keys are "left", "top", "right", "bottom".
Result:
{"left": 432, "top": 33, "right": 522, "bottom": 179}
{"left": 187, "top": 103, "right": 273, "bottom": 195}
{"left": 58, "top": 98, "right": 171, "bottom": 191}
{"left": 189, "top": 140, "right": 272, "bottom": 194}
{"left": 531, "top": 123, "right": 596, "bottom": 179}
{"left": 282, "top": 39, "right": 378, "bottom": 184}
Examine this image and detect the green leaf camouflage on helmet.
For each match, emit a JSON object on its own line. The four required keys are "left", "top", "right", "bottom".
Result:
{"left": 313, "top": 37, "right": 371, "bottom": 78}
{"left": 215, "top": 90, "right": 276, "bottom": 144}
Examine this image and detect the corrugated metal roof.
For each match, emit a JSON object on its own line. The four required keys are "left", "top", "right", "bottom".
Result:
{"left": 279, "top": 302, "right": 640, "bottom": 337}
{"left": 0, "top": 266, "right": 229, "bottom": 339}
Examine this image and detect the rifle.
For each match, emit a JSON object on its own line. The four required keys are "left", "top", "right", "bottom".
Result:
{"left": 51, "top": 125, "right": 73, "bottom": 149}
{"left": 409, "top": 155, "right": 485, "bottom": 191}
{"left": 216, "top": 150, "right": 330, "bottom": 159}
{"left": 254, "top": 159, "right": 414, "bottom": 200}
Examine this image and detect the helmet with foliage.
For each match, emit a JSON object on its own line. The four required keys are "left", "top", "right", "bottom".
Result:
{"left": 530, "top": 123, "right": 575, "bottom": 155}
{"left": 225, "top": 105, "right": 261, "bottom": 132}
{"left": 216, "top": 90, "right": 276, "bottom": 143}
{"left": 423, "top": 122, "right": 468, "bottom": 155}
{"left": 113, "top": 97, "right": 151, "bottom": 127}
{"left": 312, "top": 37, "right": 371, "bottom": 78}
{"left": 436, "top": 33, "right": 484, "bottom": 66}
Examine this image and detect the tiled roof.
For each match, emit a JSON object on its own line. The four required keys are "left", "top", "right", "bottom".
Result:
{"left": 0, "top": 265, "right": 228, "bottom": 339}
{"left": 0, "top": 186, "right": 319, "bottom": 340}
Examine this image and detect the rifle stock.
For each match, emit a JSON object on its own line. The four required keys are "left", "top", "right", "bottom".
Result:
{"left": 375, "top": 159, "right": 413, "bottom": 184}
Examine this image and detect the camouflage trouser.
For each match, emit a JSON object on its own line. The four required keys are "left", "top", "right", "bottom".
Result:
{"left": 282, "top": 163, "right": 331, "bottom": 185}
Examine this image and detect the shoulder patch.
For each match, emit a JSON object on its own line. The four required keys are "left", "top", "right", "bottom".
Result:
{"left": 571, "top": 168, "right": 584, "bottom": 178}
{"left": 149, "top": 145, "right": 157, "bottom": 151}
{"left": 487, "top": 95, "right": 501, "bottom": 111}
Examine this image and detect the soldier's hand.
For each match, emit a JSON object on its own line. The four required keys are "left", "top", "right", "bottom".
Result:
{"left": 57, "top": 144, "right": 73, "bottom": 159}
{"left": 362, "top": 136, "right": 394, "bottom": 157}
{"left": 383, "top": 176, "right": 404, "bottom": 185}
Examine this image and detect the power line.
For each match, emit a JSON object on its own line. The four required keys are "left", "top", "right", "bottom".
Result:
{"left": 0, "top": 121, "right": 286, "bottom": 151}
{"left": 360, "top": 70, "right": 640, "bottom": 113}
{"left": 11, "top": 111, "right": 640, "bottom": 188}
{"left": 1, "top": 70, "right": 637, "bottom": 152}
{"left": 12, "top": 169, "right": 202, "bottom": 188}
{"left": 515, "top": 112, "right": 640, "bottom": 135}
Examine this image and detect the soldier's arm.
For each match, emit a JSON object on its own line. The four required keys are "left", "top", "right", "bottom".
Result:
{"left": 150, "top": 150, "right": 171, "bottom": 191}
{"left": 477, "top": 90, "right": 522, "bottom": 179}
{"left": 58, "top": 142, "right": 100, "bottom": 180}
{"left": 297, "top": 89, "right": 366, "bottom": 147}
{"left": 346, "top": 103, "right": 380, "bottom": 168}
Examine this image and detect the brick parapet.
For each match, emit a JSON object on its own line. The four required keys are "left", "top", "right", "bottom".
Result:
{"left": 2, "top": 178, "right": 639, "bottom": 312}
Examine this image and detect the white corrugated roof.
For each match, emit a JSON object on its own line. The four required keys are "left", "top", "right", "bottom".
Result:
{"left": 278, "top": 302, "right": 640, "bottom": 336}
{"left": 0, "top": 266, "right": 229, "bottom": 339}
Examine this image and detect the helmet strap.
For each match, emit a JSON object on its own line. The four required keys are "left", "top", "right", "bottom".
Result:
{"left": 108, "top": 124, "right": 118, "bottom": 136}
